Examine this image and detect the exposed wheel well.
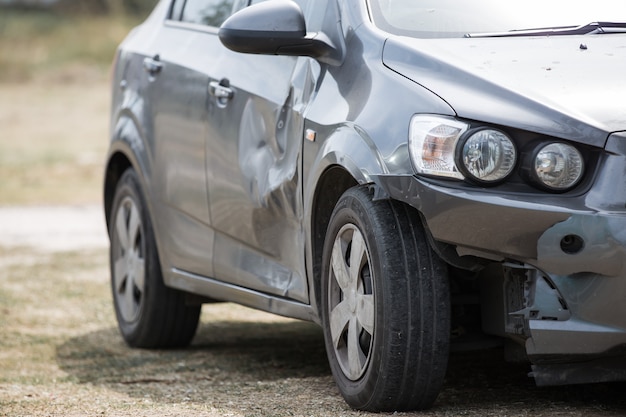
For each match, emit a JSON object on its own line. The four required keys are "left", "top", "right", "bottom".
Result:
{"left": 311, "top": 166, "right": 358, "bottom": 310}
{"left": 104, "top": 152, "right": 132, "bottom": 232}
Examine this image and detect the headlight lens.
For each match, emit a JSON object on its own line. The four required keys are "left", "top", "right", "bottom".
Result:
{"left": 533, "top": 143, "right": 584, "bottom": 190}
{"left": 459, "top": 128, "right": 517, "bottom": 183}
{"left": 409, "top": 115, "right": 585, "bottom": 192}
{"left": 409, "top": 115, "right": 467, "bottom": 179}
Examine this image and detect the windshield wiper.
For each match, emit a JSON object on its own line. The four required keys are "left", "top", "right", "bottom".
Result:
{"left": 465, "top": 21, "right": 626, "bottom": 38}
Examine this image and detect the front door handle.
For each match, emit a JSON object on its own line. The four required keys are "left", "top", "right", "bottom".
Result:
{"left": 143, "top": 55, "right": 163, "bottom": 77}
{"left": 209, "top": 78, "right": 234, "bottom": 107}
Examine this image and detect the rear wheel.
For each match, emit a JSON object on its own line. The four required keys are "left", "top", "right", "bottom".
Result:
{"left": 321, "top": 186, "right": 450, "bottom": 411}
{"left": 109, "top": 168, "right": 200, "bottom": 348}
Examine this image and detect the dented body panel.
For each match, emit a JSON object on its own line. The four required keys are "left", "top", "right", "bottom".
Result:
{"left": 375, "top": 131, "right": 626, "bottom": 383}
{"left": 105, "top": 0, "right": 626, "bottom": 390}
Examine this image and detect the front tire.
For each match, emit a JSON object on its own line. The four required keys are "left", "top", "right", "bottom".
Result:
{"left": 109, "top": 168, "right": 200, "bottom": 348}
{"left": 321, "top": 186, "right": 450, "bottom": 411}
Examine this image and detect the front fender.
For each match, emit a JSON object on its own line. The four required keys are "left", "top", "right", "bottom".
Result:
{"left": 303, "top": 123, "right": 395, "bottom": 319}
{"left": 304, "top": 123, "right": 389, "bottom": 199}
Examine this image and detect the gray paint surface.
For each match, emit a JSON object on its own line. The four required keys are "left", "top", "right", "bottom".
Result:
{"left": 106, "top": 0, "right": 626, "bottom": 387}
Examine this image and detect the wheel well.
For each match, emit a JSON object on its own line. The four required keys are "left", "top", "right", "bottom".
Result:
{"left": 104, "top": 152, "right": 132, "bottom": 231}
{"left": 311, "top": 166, "right": 358, "bottom": 310}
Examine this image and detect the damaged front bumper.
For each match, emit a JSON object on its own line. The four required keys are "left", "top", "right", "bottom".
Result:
{"left": 375, "top": 132, "right": 626, "bottom": 385}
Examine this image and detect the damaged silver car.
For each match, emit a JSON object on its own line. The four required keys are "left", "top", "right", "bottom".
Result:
{"left": 104, "top": 0, "right": 626, "bottom": 411}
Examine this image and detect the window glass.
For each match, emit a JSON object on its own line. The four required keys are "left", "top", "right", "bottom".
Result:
{"left": 181, "top": 0, "right": 248, "bottom": 27}
{"left": 169, "top": 0, "right": 185, "bottom": 20}
{"left": 369, "top": 0, "right": 626, "bottom": 38}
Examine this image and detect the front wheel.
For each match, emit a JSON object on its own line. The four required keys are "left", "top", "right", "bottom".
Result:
{"left": 321, "top": 186, "right": 450, "bottom": 411}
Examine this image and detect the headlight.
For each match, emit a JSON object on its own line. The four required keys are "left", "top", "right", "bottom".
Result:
{"left": 409, "top": 115, "right": 517, "bottom": 184}
{"left": 458, "top": 128, "right": 517, "bottom": 184}
{"left": 409, "top": 115, "right": 467, "bottom": 179}
{"left": 531, "top": 142, "right": 584, "bottom": 191}
{"left": 409, "top": 115, "right": 586, "bottom": 192}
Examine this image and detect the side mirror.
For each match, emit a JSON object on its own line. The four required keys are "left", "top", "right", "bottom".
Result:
{"left": 219, "top": 0, "right": 341, "bottom": 65}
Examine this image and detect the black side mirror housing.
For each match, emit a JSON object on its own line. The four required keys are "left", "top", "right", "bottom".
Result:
{"left": 219, "top": 0, "right": 342, "bottom": 65}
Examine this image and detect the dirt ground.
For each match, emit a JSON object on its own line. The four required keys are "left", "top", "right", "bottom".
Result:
{"left": 2, "top": 206, "right": 626, "bottom": 417}
{"left": 2, "top": 80, "right": 626, "bottom": 416}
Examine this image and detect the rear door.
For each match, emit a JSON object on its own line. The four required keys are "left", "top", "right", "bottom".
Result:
{"left": 145, "top": 0, "right": 247, "bottom": 278}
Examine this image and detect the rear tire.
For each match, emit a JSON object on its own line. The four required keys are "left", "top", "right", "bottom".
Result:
{"left": 109, "top": 168, "right": 200, "bottom": 348}
{"left": 321, "top": 186, "right": 450, "bottom": 411}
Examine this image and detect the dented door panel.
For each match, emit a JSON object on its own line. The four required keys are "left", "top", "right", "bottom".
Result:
{"left": 206, "top": 50, "right": 309, "bottom": 302}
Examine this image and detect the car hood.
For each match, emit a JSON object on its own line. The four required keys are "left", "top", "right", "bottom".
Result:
{"left": 383, "top": 35, "right": 626, "bottom": 147}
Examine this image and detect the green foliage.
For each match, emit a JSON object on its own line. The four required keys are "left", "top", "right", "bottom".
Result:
{"left": 0, "top": 9, "right": 139, "bottom": 82}
{"left": 0, "top": 0, "right": 157, "bottom": 17}
{"left": 0, "top": 8, "right": 67, "bottom": 37}
{"left": 123, "top": 0, "right": 159, "bottom": 16}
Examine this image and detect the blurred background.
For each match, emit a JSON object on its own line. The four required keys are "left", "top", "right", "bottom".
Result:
{"left": 3, "top": 3, "right": 626, "bottom": 415}
{"left": 1, "top": 0, "right": 156, "bottom": 17}
{"left": 0, "top": 0, "right": 156, "bottom": 206}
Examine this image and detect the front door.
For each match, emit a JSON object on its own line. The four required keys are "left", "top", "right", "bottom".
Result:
{"left": 205, "top": 33, "right": 309, "bottom": 302}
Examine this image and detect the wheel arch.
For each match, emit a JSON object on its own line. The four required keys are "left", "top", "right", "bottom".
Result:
{"left": 305, "top": 124, "right": 399, "bottom": 317}
{"left": 103, "top": 114, "right": 153, "bottom": 235}
{"left": 309, "top": 165, "right": 359, "bottom": 317}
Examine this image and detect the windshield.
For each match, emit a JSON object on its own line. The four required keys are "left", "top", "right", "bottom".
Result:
{"left": 368, "top": 0, "right": 626, "bottom": 38}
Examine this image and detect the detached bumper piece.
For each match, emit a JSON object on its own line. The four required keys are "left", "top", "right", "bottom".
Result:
{"left": 482, "top": 262, "right": 626, "bottom": 386}
{"left": 531, "top": 356, "right": 626, "bottom": 386}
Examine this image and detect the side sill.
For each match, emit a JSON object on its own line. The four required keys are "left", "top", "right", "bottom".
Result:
{"left": 168, "top": 268, "right": 320, "bottom": 324}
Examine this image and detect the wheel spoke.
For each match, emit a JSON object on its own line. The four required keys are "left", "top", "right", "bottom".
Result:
{"left": 127, "top": 203, "right": 141, "bottom": 248}
{"left": 356, "top": 294, "right": 375, "bottom": 335}
{"left": 347, "top": 316, "right": 362, "bottom": 379}
{"left": 119, "top": 275, "right": 135, "bottom": 320}
{"left": 132, "top": 255, "right": 146, "bottom": 292}
{"left": 113, "top": 256, "right": 128, "bottom": 292}
{"left": 330, "top": 300, "right": 351, "bottom": 347}
{"left": 331, "top": 238, "right": 351, "bottom": 292}
{"left": 349, "top": 230, "right": 366, "bottom": 289}
{"left": 327, "top": 223, "right": 375, "bottom": 381}
{"left": 112, "top": 198, "right": 144, "bottom": 323}
{"left": 115, "top": 205, "right": 130, "bottom": 251}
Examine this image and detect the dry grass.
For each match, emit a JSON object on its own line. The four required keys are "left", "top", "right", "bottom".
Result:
{"left": 2, "top": 244, "right": 626, "bottom": 416}
{"left": 0, "top": 81, "right": 110, "bottom": 205}
{"left": 0, "top": 246, "right": 343, "bottom": 417}
{"left": 0, "top": 11, "right": 132, "bottom": 206}
{"left": 0, "top": 11, "right": 134, "bottom": 83}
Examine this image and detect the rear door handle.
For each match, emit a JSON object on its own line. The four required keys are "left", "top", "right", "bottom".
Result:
{"left": 143, "top": 55, "right": 163, "bottom": 77}
{"left": 209, "top": 79, "right": 234, "bottom": 106}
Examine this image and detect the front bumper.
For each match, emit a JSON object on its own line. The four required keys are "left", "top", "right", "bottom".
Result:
{"left": 375, "top": 132, "right": 626, "bottom": 384}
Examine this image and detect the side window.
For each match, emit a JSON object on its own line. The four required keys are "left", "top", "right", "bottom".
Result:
{"left": 250, "top": 0, "right": 305, "bottom": 7}
{"left": 169, "top": 0, "right": 185, "bottom": 20}
{"left": 178, "top": 0, "right": 248, "bottom": 27}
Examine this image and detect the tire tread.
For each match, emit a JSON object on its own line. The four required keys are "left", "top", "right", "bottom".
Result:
{"left": 322, "top": 185, "right": 450, "bottom": 412}
{"left": 110, "top": 169, "right": 200, "bottom": 349}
